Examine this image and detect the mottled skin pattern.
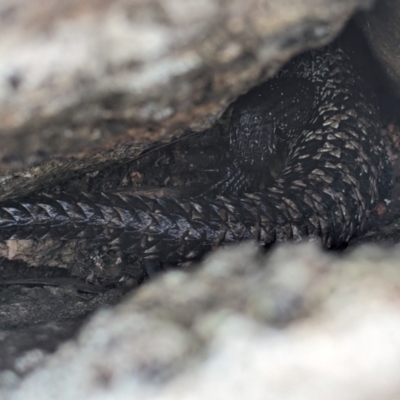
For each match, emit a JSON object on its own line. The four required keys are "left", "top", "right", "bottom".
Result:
{"left": 0, "top": 43, "right": 392, "bottom": 269}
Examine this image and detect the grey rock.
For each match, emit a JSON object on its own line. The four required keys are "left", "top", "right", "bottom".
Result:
{"left": 0, "top": 0, "right": 373, "bottom": 173}
{"left": 4, "top": 242, "right": 400, "bottom": 399}
{"left": 358, "top": 0, "right": 400, "bottom": 94}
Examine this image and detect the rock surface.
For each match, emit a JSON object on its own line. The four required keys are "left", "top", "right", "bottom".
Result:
{"left": 3, "top": 242, "right": 400, "bottom": 399}
{"left": 0, "top": 0, "right": 373, "bottom": 176}
{"left": 358, "top": 0, "right": 400, "bottom": 94}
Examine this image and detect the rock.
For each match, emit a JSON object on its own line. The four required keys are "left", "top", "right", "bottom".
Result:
{"left": 0, "top": 0, "right": 374, "bottom": 174}
{"left": 358, "top": 0, "right": 400, "bottom": 94}
{"left": 4, "top": 242, "right": 400, "bottom": 399}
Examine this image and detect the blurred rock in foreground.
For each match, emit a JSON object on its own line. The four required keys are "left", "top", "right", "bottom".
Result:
{"left": 3, "top": 242, "right": 400, "bottom": 400}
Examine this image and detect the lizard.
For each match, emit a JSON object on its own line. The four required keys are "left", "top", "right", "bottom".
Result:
{"left": 0, "top": 40, "right": 392, "bottom": 276}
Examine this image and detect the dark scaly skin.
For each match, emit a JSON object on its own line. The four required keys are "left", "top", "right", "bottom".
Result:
{"left": 0, "top": 43, "right": 392, "bottom": 267}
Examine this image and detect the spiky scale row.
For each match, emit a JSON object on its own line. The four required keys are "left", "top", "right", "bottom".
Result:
{"left": 0, "top": 42, "right": 392, "bottom": 266}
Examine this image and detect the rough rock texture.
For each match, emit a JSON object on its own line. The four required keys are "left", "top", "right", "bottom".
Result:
{"left": 3, "top": 243, "right": 400, "bottom": 399}
{"left": 358, "top": 0, "right": 400, "bottom": 94}
{"left": 0, "top": 0, "right": 373, "bottom": 182}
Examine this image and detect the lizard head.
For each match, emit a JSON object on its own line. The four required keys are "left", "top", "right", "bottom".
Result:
{"left": 228, "top": 78, "right": 315, "bottom": 172}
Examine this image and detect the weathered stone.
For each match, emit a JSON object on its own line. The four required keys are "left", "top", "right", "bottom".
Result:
{"left": 4, "top": 242, "right": 400, "bottom": 399}
{"left": 358, "top": 0, "right": 400, "bottom": 94}
{"left": 0, "top": 0, "right": 374, "bottom": 173}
